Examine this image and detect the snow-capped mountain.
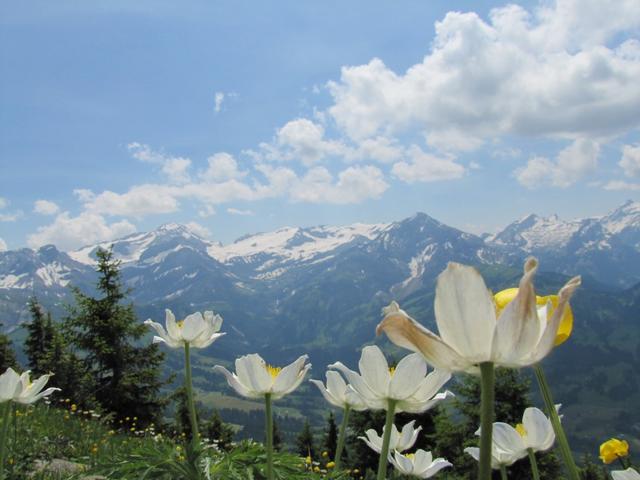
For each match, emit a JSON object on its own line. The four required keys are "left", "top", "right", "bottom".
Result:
{"left": 2, "top": 200, "right": 640, "bottom": 330}
{"left": 486, "top": 200, "right": 640, "bottom": 286}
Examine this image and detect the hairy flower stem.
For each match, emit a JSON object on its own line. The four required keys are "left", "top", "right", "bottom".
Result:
{"left": 534, "top": 364, "right": 579, "bottom": 480}
{"left": 500, "top": 465, "right": 508, "bottom": 480}
{"left": 0, "top": 402, "right": 11, "bottom": 480}
{"left": 528, "top": 448, "right": 541, "bottom": 480}
{"left": 265, "top": 393, "right": 274, "bottom": 480}
{"left": 479, "top": 362, "right": 495, "bottom": 480}
{"left": 334, "top": 405, "right": 351, "bottom": 472}
{"left": 183, "top": 343, "right": 200, "bottom": 448}
{"left": 376, "top": 399, "right": 397, "bottom": 480}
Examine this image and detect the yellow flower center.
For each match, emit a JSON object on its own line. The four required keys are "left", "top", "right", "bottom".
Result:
{"left": 177, "top": 320, "right": 185, "bottom": 329}
{"left": 404, "top": 453, "right": 415, "bottom": 460}
{"left": 389, "top": 367, "right": 396, "bottom": 376}
{"left": 515, "top": 423, "right": 527, "bottom": 437}
{"left": 266, "top": 364, "right": 282, "bottom": 379}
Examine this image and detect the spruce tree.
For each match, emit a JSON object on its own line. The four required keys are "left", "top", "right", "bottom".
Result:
{"left": 24, "top": 297, "right": 56, "bottom": 375}
{"left": 64, "top": 247, "right": 167, "bottom": 426}
{"left": 322, "top": 411, "right": 338, "bottom": 460}
{"left": 0, "top": 323, "right": 17, "bottom": 372}
{"left": 296, "top": 419, "right": 316, "bottom": 458}
{"left": 204, "top": 409, "right": 235, "bottom": 451}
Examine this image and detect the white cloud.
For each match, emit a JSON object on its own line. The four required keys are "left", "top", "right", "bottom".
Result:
{"left": 73, "top": 189, "right": 95, "bottom": 202}
{"left": 227, "top": 208, "right": 254, "bottom": 216}
{"left": 185, "top": 221, "right": 211, "bottom": 238}
{"left": 603, "top": 180, "right": 640, "bottom": 191}
{"left": 0, "top": 237, "right": 7, "bottom": 252}
{"left": 515, "top": 138, "right": 599, "bottom": 188}
{"left": 619, "top": 144, "right": 640, "bottom": 177}
{"left": 83, "top": 184, "right": 181, "bottom": 217}
{"left": 27, "top": 212, "right": 136, "bottom": 251}
{"left": 327, "top": 1, "right": 640, "bottom": 150}
{"left": 128, "top": 142, "right": 191, "bottom": 183}
{"left": 271, "top": 118, "right": 347, "bottom": 166}
{"left": 201, "top": 153, "right": 246, "bottom": 181}
{"left": 214, "top": 91, "right": 225, "bottom": 113}
{"left": 289, "top": 165, "right": 388, "bottom": 204}
{"left": 33, "top": 200, "right": 60, "bottom": 215}
{"left": 391, "top": 146, "right": 466, "bottom": 183}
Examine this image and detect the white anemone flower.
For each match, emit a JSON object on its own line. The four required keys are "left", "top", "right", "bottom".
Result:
{"left": 213, "top": 353, "right": 311, "bottom": 400}
{"left": 464, "top": 445, "right": 523, "bottom": 469}
{"left": 7, "top": 369, "right": 60, "bottom": 404}
{"left": 491, "top": 407, "right": 555, "bottom": 458}
{"left": 359, "top": 420, "right": 422, "bottom": 454}
{"left": 376, "top": 258, "right": 581, "bottom": 373}
{"left": 389, "top": 449, "right": 452, "bottom": 478}
{"left": 0, "top": 368, "right": 21, "bottom": 402}
{"left": 310, "top": 371, "right": 368, "bottom": 411}
{"left": 145, "top": 309, "right": 224, "bottom": 349}
{"left": 329, "top": 346, "right": 452, "bottom": 412}
{"left": 612, "top": 468, "right": 640, "bottom": 480}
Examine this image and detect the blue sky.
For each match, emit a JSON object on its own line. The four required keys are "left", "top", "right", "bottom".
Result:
{"left": 1, "top": 0, "right": 639, "bottom": 251}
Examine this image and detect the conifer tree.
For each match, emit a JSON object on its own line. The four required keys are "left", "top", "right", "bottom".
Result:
{"left": 24, "top": 297, "right": 56, "bottom": 375}
{"left": 322, "top": 411, "right": 338, "bottom": 460}
{"left": 204, "top": 409, "right": 235, "bottom": 451}
{"left": 64, "top": 247, "right": 167, "bottom": 426}
{"left": 0, "top": 323, "right": 17, "bottom": 372}
{"left": 296, "top": 419, "right": 316, "bottom": 458}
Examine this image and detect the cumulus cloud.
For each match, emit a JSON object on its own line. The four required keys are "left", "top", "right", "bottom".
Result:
{"left": 619, "top": 144, "right": 640, "bottom": 177}
{"left": 201, "top": 153, "right": 246, "bottom": 181}
{"left": 33, "top": 200, "right": 60, "bottom": 215}
{"left": 327, "top": 1, "right": 640, "bottom": 149}
{"left": 128, "top": 142, "right": 191, "bottom": 184}
{"left": 82, "top": 184, "right": 181, "bottom": 217}
{"left": 27, "top": 212, "right": 136, "bottom": 251}
{"left": 0, "top": 237, "right": 7, "bottom": 252}
{"left": 515, "top": 138, "right": 600, "bottom": 188}
{"left": 289, "top": 165, "right": 388, "bottom": 204}
{"left": 391, "top": 146, "right": 466, "bottom": 183}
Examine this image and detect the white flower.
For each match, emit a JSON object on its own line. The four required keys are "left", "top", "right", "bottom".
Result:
{"left": 9, "top": 370, "right": 60, "bottom": 405}
{"left": 491, "top": 407, "right": 555, "bottom": 458}
{"left": 389, "top": 449, "right": 452, "bottom": 478}
{"left": 464, "top": 445, "right": 523, "bottom": 469}
{"left": 145, "top": 309, "right": 224, "bottom": 349}
{"left": 0, "top": 368, "right": 20, "bottom": 402}
{"left": 213, "top": 353, "right": 311, "bottom": 400}
{"left": 376, "top": 258, "right": 581, "bottom": 373}
{"left": 359, "top": 420, "right": 422, "bottom": 454}
{"left": 329, "top": 345, "right": 452, "bottom": 412}
{"left": 310, "top": 371, "right": 368, "bottom": 411}
{"left": 612, "top": 468, "right": 640, "bottom": 480}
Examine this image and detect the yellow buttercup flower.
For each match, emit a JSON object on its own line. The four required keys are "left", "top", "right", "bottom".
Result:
{"left": 600, "top": 438, "right": 629, "bottom": 464}
{"left": 494, "top": 288, "right": 574, "bottom": 346}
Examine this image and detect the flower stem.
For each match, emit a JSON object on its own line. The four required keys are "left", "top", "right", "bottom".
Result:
{"left": 0, "top": 402, "right": 12, "bottom": 480}
{"left": 183, "top": 342, "right": 200, "bottom": 448}
{"left": 265, "top": 393, "right": 274, "bottom": 480}
{"left": 528, "top": 448, "right": 541, "bottom": 480}
{"left": 376, "top": 399, "right": 397, "bottom": 480}
{"left": 334, "top": 405, "right": 350, "bottom": 472}
{"left": 500, "top": 464, "right": 508, "bottom": 480}
{"left": 479, "top": 362, "right": 495, "bottom": 480}
{"left": 534, "top": 364, "right": 579, "bottom": 480}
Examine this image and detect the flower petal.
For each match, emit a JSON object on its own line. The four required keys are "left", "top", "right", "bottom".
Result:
{"left": 423, "top": 458, "right": 453, "bottom": 478}
{"left": 236, "top": 354, "right": 272, "bottom": 393}
{"left": 492, "top": 423, "right": 526, "bottom": 457}
{"left": 213, "top": 365, "right": 259, "bottom": 399}
{"left": 181, "top": 312, "right": 206, "bottom": 342}
{"left": 273, "top": 355, "right": 309, "bottom": 396}
{"left": 523, "top": 407, "right": 555, "bottom": 451}
{"left": 434, "top": 262, "right": 496, "bottom": 362}
{"left": 377, "top": 304, "right": 472, "bottom": 372}
{"left": 0, "top": 368, "right": 20, "bottom": 401}
{"left": 310, "top": 379, "right": 340, "bottom": 408}
{"left": 165, "top": 309, "right": 181, "bottom": 340}
{"left": 492, "top": 258, "right": 542, "bottom": 365}
{"left": 389, "top": 353, "right": 427, "bottom": 400}
{"left": 612, "top": 468, "right": 640, "bottom": 480}
{"left": 358, "top": 346, "right": 390, "bottom": 398}
{"left": 329, "top": 362, "right": 381, "bottom": 407}
{"left": 192, "top": 332, "right": 226, "bottom": 349}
